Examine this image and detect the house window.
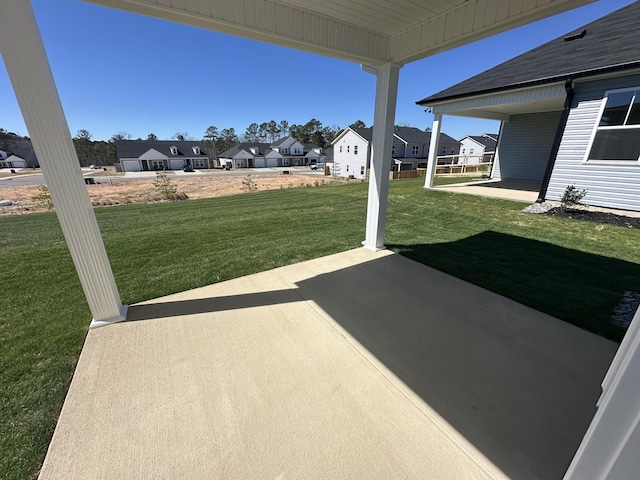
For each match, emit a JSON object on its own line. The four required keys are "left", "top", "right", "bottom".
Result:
{"left": 391, "top": 145, "right": 396, "bottom": 155}
{"left": 462, "top": 148, "right": 466, "bottom": 154}
{"left": 192, "top": 146, "right": 200, "bottom": 155}
{"left": 194, "top": 159, "right": 206, "bottom": 168}
{"left": 360, "top": 166, "right": 364, "bottom": 175}
{"left": 340, "top": 146, "right": 343, "bottom": 153}
{"left": 170, "top": 146, "right": 178, "bottom": 155}
{"left": 354, "top": 145, "right": 358, "bottom": 155}
{"left": 282, "top": 148, "right": 288, "bottom": 154}
{"left": 412, "top": 145, "right": 419, "bottom": 155}
{"left": 469, "top": 149, "right": 474, "bottom": 154}
{"left": 346, "top": 165, "right": 349, "bottom": 171}
{"left": 151, "top": 160, "right": 165, "bottom": 170}
{"left": 587, "top": 88, "right": 640, "bottom": 162}
{"left": 347, "top": 146, "right": 350, "bottom": 153}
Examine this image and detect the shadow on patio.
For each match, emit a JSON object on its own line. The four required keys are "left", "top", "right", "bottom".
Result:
{"left": 39, "top": 247, "right": 619, "bottom": 479}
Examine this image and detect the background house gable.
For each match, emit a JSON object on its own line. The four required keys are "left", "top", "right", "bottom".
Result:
{"left": 139, "top": 148, "right": 169, "bottom": 161}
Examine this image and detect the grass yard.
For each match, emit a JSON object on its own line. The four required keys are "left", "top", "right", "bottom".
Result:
{"left": 2, "top": 177, "right": 639, "bottom": 479}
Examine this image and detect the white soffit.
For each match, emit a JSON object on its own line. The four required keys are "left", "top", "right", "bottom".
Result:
{"left": 86, "top": 0, "right": 596, "bottom": 66}
{"left": 430, "top": 82, "right": 567, "bottom": 120}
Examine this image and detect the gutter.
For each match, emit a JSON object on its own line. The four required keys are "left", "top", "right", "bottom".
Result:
{"left": 537, "top": 78, "right": 574, "bottom": 203}
{"left": 416, "top": 61, "right": 640, "bottom": 106}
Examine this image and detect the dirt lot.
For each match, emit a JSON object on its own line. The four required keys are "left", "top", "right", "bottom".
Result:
{"left": 0, "top": 169, "right": 340, "bottom": 215}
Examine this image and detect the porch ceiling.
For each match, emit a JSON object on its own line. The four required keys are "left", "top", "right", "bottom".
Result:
{"left": 429, "top": 82, "right": 567, "bottom": 121}
{"left": 85, "top": 0, "right": 597, "bottom": 65}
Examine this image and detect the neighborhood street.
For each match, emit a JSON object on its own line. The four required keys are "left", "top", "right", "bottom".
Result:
{"left": 0, "top": 166, "right": 326, "bottom": 187}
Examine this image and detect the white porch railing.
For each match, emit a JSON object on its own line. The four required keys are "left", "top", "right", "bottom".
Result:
{"left": 435, "top": 151, "right": 495, "bottom": 176}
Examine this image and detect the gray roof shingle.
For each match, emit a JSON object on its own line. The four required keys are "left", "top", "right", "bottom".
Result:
{"left": 417, "top": 1, "right": 640, "bottom": 105}
{"left": 116, "top": 140, "right": 208, "bottom": 158}
{"left": 219, "top": 143, "right": 271, "bottom": 158}
{"left": 352, "top": 126, "right": 458, "bottom": 146}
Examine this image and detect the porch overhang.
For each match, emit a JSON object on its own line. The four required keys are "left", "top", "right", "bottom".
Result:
{"left": 85, "top": 0, "right": 597, "bottom": 66}
{"left": 423, "top": 82, "right": 567, "bottom": 121}
{"left": 7, "top": 1, "right": 640, "bottom": 478}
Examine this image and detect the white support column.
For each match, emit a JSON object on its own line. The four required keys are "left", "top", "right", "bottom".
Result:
{"left": 564, "top": 308, "right": 640, "bottom": 480}
{"left": 0, "top": 0, "right": 127, "bottom": 328}
{"left": 362, "top": 62, "right": 401, "bottom": 251}
{"left": 424, "top": 114, "right": 442, "bottom": 189}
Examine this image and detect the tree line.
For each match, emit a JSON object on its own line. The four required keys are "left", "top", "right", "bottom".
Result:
{"left": 1, "top": 119, "right": 373, "bottom": 167}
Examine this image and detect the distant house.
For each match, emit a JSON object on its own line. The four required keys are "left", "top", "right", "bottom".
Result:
{"left": 458, "top": 134, "right": 498, "bottom": 164}
{"left": 331, "top": 126, "right": 459, "bottom": 179}
{"left": 115, "top": 140, "right": 213, "bottom": 172}
{"left": 218, "top": 136, "right": 325, "bottom": 169}
{"left": 417, "top": 1, "right": 640, "bottom": 212}
{"left": 0, "top": 148, "right": 39, "bottom": 169}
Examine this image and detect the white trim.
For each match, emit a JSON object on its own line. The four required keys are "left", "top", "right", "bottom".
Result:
{"left": 363, "top": 62, "right": 401, "bottom": 251}
{"left": 583, "top": 86, "right": 640, "bottom": 164}
{"left": 90, "top": 305, "right": 129, "bottom": 329}
{"left": 430, "top": 83, "right": 565, "bottom": 116}
{"left": 0, "top": 0, "right": 126, "bottom": 325}
{"left": 423, "top": 114, "right": 441, "bottom": 189}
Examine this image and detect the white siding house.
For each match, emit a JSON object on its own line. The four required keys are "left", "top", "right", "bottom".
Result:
{"left": 332, "top": 128, "right": 370, "bottom": 179}
{"left": 331, "top": 126, "right": 459, "bottom": 179}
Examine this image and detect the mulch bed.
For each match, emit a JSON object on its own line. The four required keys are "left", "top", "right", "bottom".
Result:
{"left": 545, "top": 208, "right": 640, "bottom": 229}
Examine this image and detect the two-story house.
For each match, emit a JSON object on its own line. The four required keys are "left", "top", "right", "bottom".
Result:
{"left": 219, "top": 136, "right": 325, "bottom": 169}
{"left": 331, "top": 126, "right": 459, "bottom": 179}
{"left": 458, "top": 134, "right": 498, "bottom": 164}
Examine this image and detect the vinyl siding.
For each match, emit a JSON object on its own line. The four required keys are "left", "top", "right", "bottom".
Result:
{"left": 497, "top": 111, "right": 561, "bottom": 182}
{"left": 547, "top": 75, "right": 640, "bottom": 212}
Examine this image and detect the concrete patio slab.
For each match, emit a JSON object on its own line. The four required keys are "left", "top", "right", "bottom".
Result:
{"left": 38, "top": 248, "right": 618, "bottom": 479}
{"left": 434, "top": 179, "right": 540, "bottom": 203}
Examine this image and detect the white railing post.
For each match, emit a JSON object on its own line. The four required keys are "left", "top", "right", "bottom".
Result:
{"left": 424, "top": 114, "right": 442, "bottom": 188}
{"left": 0, "top": 0, "right": 127, "bottom": 327}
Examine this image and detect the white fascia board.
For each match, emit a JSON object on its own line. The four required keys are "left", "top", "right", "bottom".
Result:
{"left": 430, "top": 83, "right": 565, "bottom": 118}
{"left": 460, "top": 136, "right": 485, "bottom": 147}
{"left": 331, "top": 127, "right": 356, "bottom": 145}
{"left": 392, "top": 133, "right": 408, "bottom": 145}
{"left": 391, "top": 0, "right": 595, "bottom": 64}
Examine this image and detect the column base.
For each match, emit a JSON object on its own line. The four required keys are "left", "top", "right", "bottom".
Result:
{"left": 90, "top": 305, "right": 129, "bottom": 329}
{"left": 362, "top": 241, "right": 387, "bottom": 252}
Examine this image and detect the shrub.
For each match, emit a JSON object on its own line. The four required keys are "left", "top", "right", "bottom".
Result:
{"left": 32, "top": 185, "right": 53, "bottom": 210}
{"left": 153, "top": 172, "right": 185, "bottom": 201}
{"left": 241, "top": 174, "right": 258, "bottom": 192}
{"left": 561, "top": 184, "right": 587, "bottom": 210}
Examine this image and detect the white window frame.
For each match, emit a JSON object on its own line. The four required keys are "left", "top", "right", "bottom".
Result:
{"left": 170, "top": 146, "right": 178, "bottom": 155}
{"left": 412, "top": 145, "right": 419, "bottom": 155}
{"left": 584, "top": 86, "right": 640, "bottom": 165}
{"left": 194, "top": 159, "right": 206, "bottom": 168}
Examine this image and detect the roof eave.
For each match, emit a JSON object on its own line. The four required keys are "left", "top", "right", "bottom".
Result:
{"left": 417, "top": 61, "right": 640, "bottom": 106}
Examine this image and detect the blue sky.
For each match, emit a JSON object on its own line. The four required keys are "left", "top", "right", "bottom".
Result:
{"left": 1, "top": 0, "right": 636, "bottom": 142}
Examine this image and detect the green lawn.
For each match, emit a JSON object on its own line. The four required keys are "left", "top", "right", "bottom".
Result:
{"left": 2, "top": 177, "right": 639, "bottom": 479}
